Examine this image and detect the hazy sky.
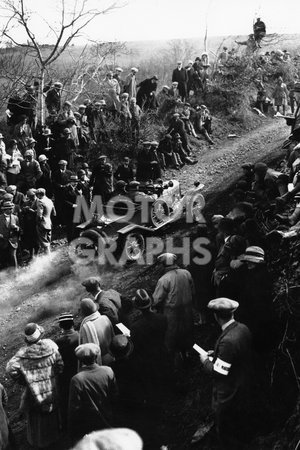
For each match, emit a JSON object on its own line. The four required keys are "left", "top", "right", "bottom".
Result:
{"left": 1, "top": 0, "right": 300, "bottom": 43}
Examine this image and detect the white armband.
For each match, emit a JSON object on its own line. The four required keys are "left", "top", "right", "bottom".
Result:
{"left": 213, "top": 357, "right": 231, "bottom": 376}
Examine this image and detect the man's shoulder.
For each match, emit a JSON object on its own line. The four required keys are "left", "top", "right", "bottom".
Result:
{"left": 222, "top": 322, "right": 251, "bottom": 342}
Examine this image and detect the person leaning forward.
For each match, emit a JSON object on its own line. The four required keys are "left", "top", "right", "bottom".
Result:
{"left": 198, "top": 298, "right": 253, "bottom": 449}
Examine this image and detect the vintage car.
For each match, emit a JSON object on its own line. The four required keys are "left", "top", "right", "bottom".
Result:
{"left": 73, "top": 180, "right": 205, "bottom": 263}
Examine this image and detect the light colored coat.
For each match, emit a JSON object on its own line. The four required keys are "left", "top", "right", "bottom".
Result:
{"left": 153, "top": 265, "right": 195, "bottom": 352}
{"left": 37, "top": 196, "right": 56, "bottom": 230}
{"left": 79, "top": 311, "right": 114, "bottom": 363}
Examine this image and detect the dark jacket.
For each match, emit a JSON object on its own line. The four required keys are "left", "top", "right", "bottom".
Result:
{"left": 68, "top": 364, "right": 117, "bottom": 440}
{"left": 0, "top": 213, "right": 20, "bottom": 249}
{"left": 203, "top": 321, "right": 252, "bottom": 414}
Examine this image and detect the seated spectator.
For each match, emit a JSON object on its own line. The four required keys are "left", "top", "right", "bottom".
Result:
{"left": 114, "top": 157, "right": 134, "bottom": 185}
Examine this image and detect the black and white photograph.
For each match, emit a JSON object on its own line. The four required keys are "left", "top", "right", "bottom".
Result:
{"left": 0, "top": 0, "right": 299, "bottom": 448}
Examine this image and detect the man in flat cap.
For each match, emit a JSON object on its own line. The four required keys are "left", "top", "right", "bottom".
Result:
{"left": 153, "top": 253, "right": 195, "bottom": 366}
{"left": 124, "top": 68, "right": 138, "bottom": 100}
{"left": 172, "top": 61, "right": 188, "bottom": 101}
{"left": 55, "top": 313, "right": 79, "bottom": 428}
{"left": 198, "top": 297, "right": 252, "bottom": 449}
{"left": 0, "top": 200, "right": 20, "bottom": 268}
{"left": 36, "top": 187, "right": 56, "bottom": 254}
{"left": 45, "top": 81, "right": 63, "bottom": 114}
{"left": 68, "top": 343, "right": 118, "bottom": 443}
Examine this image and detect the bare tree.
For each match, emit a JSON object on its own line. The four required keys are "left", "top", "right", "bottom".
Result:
{"left": 1, "top": 0, "right": 123, "bottom": 123}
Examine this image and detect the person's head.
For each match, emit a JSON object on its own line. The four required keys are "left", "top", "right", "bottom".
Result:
{"left": 98, "top": 155, "right": 107, "bottom": 167}
{"left": 63, "top": 127, "right": 72, "bottom": 138}
{"left": 173, "top": 112, "right": 180, "bottom": 121}
{"left": 1, "top": 201, "right": 14, "bottom": 215}
{"left": 177, "top": 61, "right": 182, "bottom": 69}
{"left": 24, "top": 323, "right": 44, "bottom": 345}
{"left": 110, "top": 335, "right": 134, "bottom": 360}
{"left": 26, "top": 189, "right": 36, "bottom": 200}
{"left": 254, "top": 162, "right": 268, "bottom": 179}
{"left": 131, "top": 67, "right": 138, "bottom": 75}
{"left": 227, "top": 202, "right": 254, "bottom": 221}
{"left": 82, "top": 277, "right": 101, "bottom": 294}
{"left": 75, "top": 343, "right": 100, "bottom": 366}
{"left": 172, "top": 81, "right": 178, "bottom": 88}
{"left": 130, "top": 97, "right": 136, "bottom": 105}
{"left": 106, "top": 71, "right": 113, "bottom": 79}
{"left": 115, "top": 67, "right": 123, "bottom": 74}
{"left": 241, "top": 246, "right": 265, "bottom": 270}
{"left": 28, "top": 137, "right": 36, "bottom": 148}
{"left": 277, "top": 76, "right": 283, "bottom": 84}
{"left": 69, "top": 174, "right": 78, "bottom": 187}
{"left": 58, "top": 160, "right": 67, "bottom": 171}
{"left": 80, "top": 298, "right": 98, "bottom": 317}
{"left": 36, "top": 188, "right": 46, "bottom": 199}
{"left": 218, "top": 217, "right": 235, "bottom": 237}
{"left": 151, "top": 75, "right": 158, "bottom": 83}
{"left": 58, "top": 312, "right": 74, "bottom": 331}
{"left": 38, "top": 154, "right": 48, "bottom": 165}
{"left": 133, "top": 289, "right": 152, "bottom": 310}
{"left": 72, "top": 428, "right": 143, "bottom": 450}
{"left": 77, "top": 169, "right": 86, "bottom": 181}
{"left": 207, "top": 298, "right": 239, "bottom": 326}
{"left": 20, "top": 114, "right": 27, "bottom": 124}
{"left": 128, "top": 180, "right": 140, "bottom": 192}
{"left": 78, "top": 104, "right": 86, "bottom": 114}
{"left": 63, "top": 100, "right": 72, "bottom": 111}
{"left": 121, "top": 93, "right": 129, "bottom": 102}
{"left": 54, "top": 81, "right": 62, "bottom": 91}
{"left": 123, "top": 156, "right": 130, "bottom": 167}
{"left": 24, "top": 149, "right": 34, "bottom": 161}
{"left": 6, "top": 185, "right": 17, "bottom": 195}
{"left": 157, "top": 252, "right": 177, "bottom": 267}
{"left": 223, "top": 46, "right": 228, "bottom": 51}
{"left": 8, "top": 139, "right": 17, "bottom": 150}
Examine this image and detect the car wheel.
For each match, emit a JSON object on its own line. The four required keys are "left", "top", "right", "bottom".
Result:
{"left": 150, "top": 199, "right": 170, "bottom": 227}
{"left": 123, "top": 232, "right": 145, "bottom": 261}
{"left": 190, "top": 193, "right": 205, "bottom": 223}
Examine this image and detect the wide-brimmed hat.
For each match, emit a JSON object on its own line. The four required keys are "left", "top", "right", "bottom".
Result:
{"left": 24, "top": 323, "right": 44, "bottom": 344}
{"left": 157, "top": 253, "right": 177, "bottom": 265}
{"left": 133, "top": 289, "right": 152, "bottom": 309}
{"left": 241, "top": 246, "right": 265, "bottom": 264}
{"left": 110, "top": 335, "right": 134, "bottom": 359}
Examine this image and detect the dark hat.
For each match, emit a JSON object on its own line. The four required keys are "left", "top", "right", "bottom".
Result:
{"left": 294, "top": 82, "right": 300, "bottom": 93}
{"left": 58, "top": 312, "right": 74, "bottom": 323}
{"left": 24, "top": 323, "right": 44, "bottom": 343}
{"left": 207, "top": 298, "right": 239, "bottom": 312}
{"left": 110, "top": 335, "right": 133, "bottom": 359}
{"left": 82, "top": 277, "right": 101, "bottom": 289}
{"left": 80, "top": 298, "right": 98, "bottom": 315}
{"left": 75, "top": 343, "right": 100, "bottom": 360}
{"left": 116, "top": 180, "right": 127, "bottom": 188}
{"left": 133, "top": 289, "right": 152, "bottom": 309}
{"left": 254, "top": 162, "right": 268, "bottom": 174}
{"left": 241, "top": 163, "right": 254, "bottom": 171}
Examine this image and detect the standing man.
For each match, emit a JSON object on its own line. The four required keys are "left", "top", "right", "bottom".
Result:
{"left": 45, "top": 81, "right": 63, "bottom": 114}
{"left": 124, "top": 67, "right": 138, "bottom": 100}
{"left": 36, "top": 187, "right": 56, "bottom": 254}
{"left": 89, "top": 156, "right": 113, "bottom": 203}
{"left": 153, "top": 253, "right": 195, "bottom": 365}
{"left": 52, "top": 160, "right": 72, "bottom": 226}
{"left": 56, "top": 313, "right": 79, "bottom": 429}
{"left": 172, "top": 61, "right": 188, "bottom": 101}
{"left": 81, "top": 277, "right": 121, "bottom": 326}
{"left": 68, "top": 343, "right": 118, "bottom": 444}
{"left": 0, "top": 201, "right": 20, "bottom": 269}
{"left": 198, "top": 298, "right": 252, "bottom": 449}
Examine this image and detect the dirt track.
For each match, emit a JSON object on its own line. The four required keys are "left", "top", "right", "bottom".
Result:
{"left": 0, "top": 116, "right": 288, "bottom": 449}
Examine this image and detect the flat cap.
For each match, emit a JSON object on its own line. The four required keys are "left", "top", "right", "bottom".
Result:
{"left": 115, "top": 67, "right": 123, "bottom": 72}
{"left": 38, "top": 154, "right": 48, "bottom": 162}
{"left": 116, "top": 180, "right": 127, "bottom": 188}
{"left": 208, "top": 298, "right": 239, "bottom": 312}
{"left": 80, "top": 298, "right": 98, "bottom": 315}
{"left": 75, "top": 343, "right": 100, "bottom": 360}
{"left": 150, "top": 141, "right": 159, "bottom": 146}
{"left": 128, "top": 181, "right": 140, "bottom": 188}
{"left": 131, "top": 67, "right": 138, "bottom": 72}
{"left": 58, "top": 160, "right": 67, "bottom": 165}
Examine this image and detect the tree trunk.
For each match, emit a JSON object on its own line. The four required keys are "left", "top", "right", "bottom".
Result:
{"left": 38, "top": 66, "right": 45, "bottom": 126}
